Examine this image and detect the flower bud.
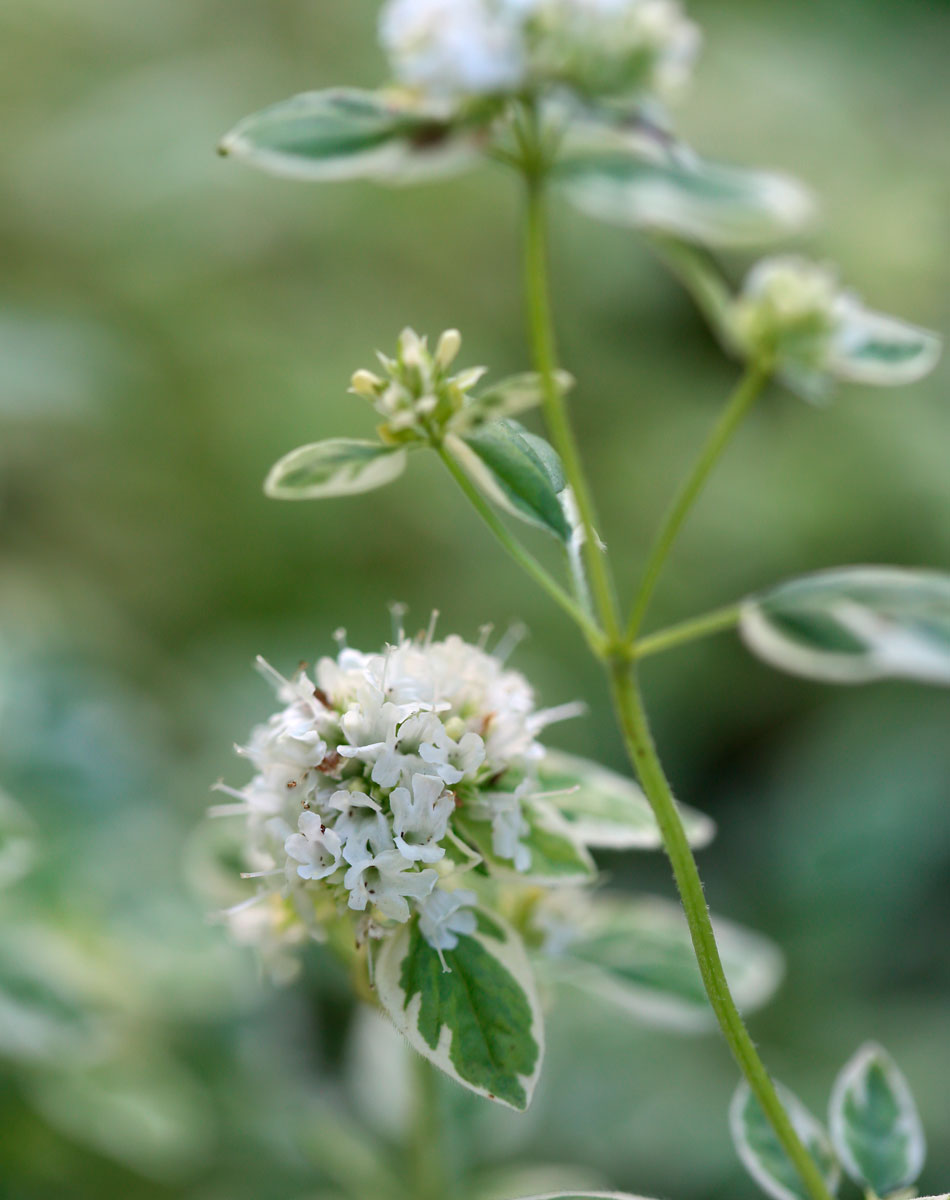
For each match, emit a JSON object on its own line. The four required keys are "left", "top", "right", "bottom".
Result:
{"left": 349, "top": 368, "right": 384, "bottom": 397}
{"left": 435, "top": 328, "right": 463, "bottom": 370}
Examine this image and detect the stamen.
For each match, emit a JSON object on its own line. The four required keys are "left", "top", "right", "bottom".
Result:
{"left": 389, "top": 601, "right": 408, "bottom": 642}
{"left": 493, "top": 620, "right": 528, "bottom": 663}
{"left": 240, "top": 868, "right": 284, "bottom": 879}
{"left": 476, "top": 622, "right": 494, "bottom": 650}
{"left": 209, "top": 802, "right": 250, "bottom": 818}
{"left": 425, "top": 608, "right": 440, "bottom": 648}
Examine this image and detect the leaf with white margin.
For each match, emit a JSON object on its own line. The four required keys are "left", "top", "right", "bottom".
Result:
{"left": 0, "top": 788, "right": 35, "bottom": 889}
{"left": 466, "top": 1164, "right": 611, "bottom": 1200}
{"left": 375, "top": 909, "right": 543, "bottom": 1111}
{"left": 829, "top": 1043, "right": 926, "bottom": 1197}
{"left": 219, "top": 88, "right": 479, "bottom": 184}
{"left": 455, "top": 801, "right": 597, "bottom": 885}
{"left": 447, "top": 421, "right": 571, "bottom": 541}
{"left": 732, "top": 1081, "right": 840, "bottom": 1200}
{"left": 536, "top": 750, "right": 715, "bottom": 850}
{"left": 548, "top": 895, "right": 784, "bottom": 1032}
{"left": 264, "top": 439, "right": 407, "bottom": 500}
{"left": 740, "top": 567, "right": 950, "bottom": 685}
{"left": 556, "top": 143, "right": 815, "bottom": 249}
{"left": 457, "top": 370, "right": 575, "bottom": 432}
{"left": 828, "top": 296, "right": 940, "bottom": 388}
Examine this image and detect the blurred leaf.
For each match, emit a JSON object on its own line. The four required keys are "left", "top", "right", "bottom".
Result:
{"left": 741, "top": 567, "right": 950, "bottom": 685}
{"left": 463, "top": 371, "right": 574, "bottom": 431}
{"left": 296, "top": 1098, "right": 405, "bottom": 1200}
{"left": 550, "top": 895, "right": 784, "bottom": 1032}
{"left": 731, "top": 1082, "right": 840, "bottom": 1200}
{"left": 829, "top": 1043, "right": 926, "bottom": 1197}
{"left": 220, "top": 88, "right": 479, "bottom": 184}
{"left": 447, "top": 422, "right": 571, "bottom": 541}
{"left": 536, "top": 749, "right": 715, "bottom": 850}
{"left": 456, "top": 801, "right": 597, "bottom": 885}
{"left": 0, "top": 788, "right": 35, "bottom": 889}
{"left": 465, "top": 1164, "right": 609, "bottom": 1200}
{"left": 375, "top": 910, "right": 543, "bottom": 1111}
{"left": 264, "top": 438, "right": 408, "bottom": 499}
{"left": 827, "top": 301, "right": 940, "bottom": 388}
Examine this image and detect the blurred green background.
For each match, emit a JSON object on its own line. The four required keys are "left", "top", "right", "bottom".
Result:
{"left": 1, "top": 0, "right": 948, "bottom": 1197}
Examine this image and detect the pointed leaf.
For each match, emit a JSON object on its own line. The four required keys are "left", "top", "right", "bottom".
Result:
{"left": 829, "top": 1043, "right": 926, "bottom": 1197}
{"left": 220, "top": 88, "right": 478, "bottom": 183}
{"left": 732, "top": 1082, "right": 840, "bottom": 1200}
{"left": 829, "top": 301, "right": 940, "bottom": 388}
{"left": 455, "top": 801, "right": 597, "bottom": 886}
{"left": 556, "top": 147, "right": 815, "bottom": 248}
{"left": 551, "top": 895, "right": 784, "bottom": 1031}
{"left": 741, "top": 567, "right": 950, "bottom": 685}
{"left": 375, "top": 910, "right": 543, "bottom": 1111}
{"left": 536, "top": 750, "right": 715, "bottom": 850}
{"left": 446, "top": 422, "right": 571, "bottom": 541}
{"left": 264, "top": 439, "right": 407, "bottom": 500}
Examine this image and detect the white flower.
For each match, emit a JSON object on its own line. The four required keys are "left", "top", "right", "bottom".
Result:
{"left": 343, "top": 843, "right": 439, "bottom": 922}
{"left": 390, "top": 773, "right": 455, "bottom": 862}
{"left": 284, "top": 812, "right": 343, "bottom": 881}
{"left": 418, "top": 887, "right": 478, "bottom": 954}
{"left": 481, "top": 783, "right": 533, "bottom": 873}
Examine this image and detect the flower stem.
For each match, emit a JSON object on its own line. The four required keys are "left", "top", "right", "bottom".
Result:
{"left": 436, "top": 442, "right": 605, "bottom": 652}
{"left": 409, "top": 1054, "right": 451, "bottom": 1200}
{"left": 634, "top": 603, "right": 741, "bottom": 661}
{"left": 626, "top": 363, "right": 771, "bottom": 641}
{"left": 524, "top": 170, "right": 622, "bottom": 643}
{"left": 609, "top": 663, "right": 834, "bottom": 1200}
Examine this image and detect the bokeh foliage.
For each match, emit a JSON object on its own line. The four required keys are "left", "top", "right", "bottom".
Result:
{"left": 1, "top": 0, "right": 948, "bottom": 1196}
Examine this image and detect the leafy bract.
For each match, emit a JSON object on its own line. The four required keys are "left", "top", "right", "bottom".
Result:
{"left": 264, "top": 439, "right": 407, "bottom": 500}
{"left": 556, "top": 144, "right": 815, "bottom": 248}
{"left": 536, "top": 749, "right": 715, "bottom": 850}
{"left": 456, "top": 802, "right": 596, "bottom": 885}
{"left": 220, "top": 88, "right": 478, "bottom": 183}
{"left": 375, "top": 910, "right": 543, "bottom": 1110}
{"left": 446, "top": 420, "right": 571, "bottom": 541}
{"left": 732, "top": 1082, "right": 840, "bottom": 1200}
{"left": 551, "top": 895, "right": 783, "bottom": 1031}
{"left": 741, "top": 567, "right": 950, "bottom": 685}
{"left": 829, "top": 1043, "right": 926, "bottom": 1197}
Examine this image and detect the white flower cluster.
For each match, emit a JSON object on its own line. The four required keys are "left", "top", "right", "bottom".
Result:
{"left": 216, "top": 630, "right": 573, "bottom": 966}
{"left": 379, "top": 0, "right": 700, "bottom": 104}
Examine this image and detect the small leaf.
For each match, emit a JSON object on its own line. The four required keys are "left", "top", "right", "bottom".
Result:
{"left": 551, "top": 895, "right": 784, "bottom": 1031}
{"left": 829, "top": 301, "right": 940, "bottom": 388}
{"left": 264, "top": 439, "right": 407, "bottom": 500}
{"left": 463, "top": 370, "right": 575, "bottom": 429}
{"left": 455, "top": 802, "right": 597, "bottom": 885}
{"left": 446, "top": 421, "right": 571, "bottom": 541}
{"left": 731, "top": 1082, "right": 840, "bottom": 1200}
{"left": 740, "top": 567, "right": 950, "bottom": 685}
{"left": 829, "top": 1043, "right": 926, "bottom": 1197}
{"left": 375, "top": 910, "right": 543, "bottom": 1110}
{"left": 556, "top": 146, "right": 815, "bottom": 248}
{"left": 536, "top": 749, "right": 715, "bottom": 850}
{"left": 220, "top": 88, "right": 478, "bottom": 184}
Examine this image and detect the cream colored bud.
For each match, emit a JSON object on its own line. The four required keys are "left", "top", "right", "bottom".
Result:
{"left": 434, "top": 328, "right": 462, "bottom": 370}
{"left": 398, "top": 327, "right": 425, "bottom": 368}
{"left": 350, "top": 369, "right": 384, "bottom": 397}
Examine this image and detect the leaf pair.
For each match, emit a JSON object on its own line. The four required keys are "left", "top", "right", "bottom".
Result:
{"left": 732, "top": 1044, "right": 929, "bottom": 1200}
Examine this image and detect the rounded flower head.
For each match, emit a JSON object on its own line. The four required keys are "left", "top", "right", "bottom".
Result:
{"left": 216, "top": 627, "right": 580, "bottom": 971}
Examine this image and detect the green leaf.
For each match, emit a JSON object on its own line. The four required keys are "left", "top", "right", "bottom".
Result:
{"left": 219, "top": 88, "right": 478, "bottom": 184}
{"left": 740, "top": 567, "right": 950, "bottom": 685}
{"left": 550, "top": 895, "right": 784, "bottom": 1031}
{"left": 455, "top": 801, "right": 597, "bottom": 885}
{"left": 536, "top": 749, "right": 715, "bottom": 850}
{"left": 264, "top": 439, "right": 407, "bottom": 500}
{"left": 0, "top": 788, "right": 34, "bottom": 889}
{"left": 556, "top": 146, "right": 815, "bottom": 248}
{"left": 375, "top": 910, "right": 543, "bottom": 1110}
{"left": 829, "top": 1043, "right": 926, "bottom": 1197}
{"left": 462, "top": 370, "right": 575, "bottom": 430}
{"left": 828, "top": 302, "right": 940, "bottom": 388}
{"left": 446, "top": 421, "right": 571, "bottom": 541}
{"left": 732, "top": 1082, "right": 840, "bottom": 1200}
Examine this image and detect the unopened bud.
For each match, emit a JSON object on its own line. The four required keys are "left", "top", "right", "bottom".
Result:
{"left": 350, "top": 369, "right": 384, "bottom": 398}
{"left": 434, "top": 328, "right": 462, "bottom": 370}
{"left": 398, "top": 327, "right": 425, "bottom": 368}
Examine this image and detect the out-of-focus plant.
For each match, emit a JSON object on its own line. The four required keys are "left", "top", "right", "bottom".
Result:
{"left": 216, "top": 3, "right": 944, "bottom": 1200}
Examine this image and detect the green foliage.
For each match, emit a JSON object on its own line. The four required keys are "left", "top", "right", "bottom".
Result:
{"left": 264, "top": 438, "right": 409, "bottom": 499}
{"left": 455, "top": 803, "right": 596, "bottom": 885}
{"left": 829, "top": 1044, "right": 926, "bottom": 1198}
{"left": 731, "top": 1083, "right": 840, "bottom": 1200}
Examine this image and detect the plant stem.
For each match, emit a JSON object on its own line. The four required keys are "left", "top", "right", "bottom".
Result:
{"left": 626, "top": 363, "right": 771, "bottom": 641}
{"left": 409, "top": 1054, "right": 450, "bottom": 1200}
{"left": 609, "top": 663, "right": 834, "bottom": 1200}
{"left": 436, "top": 442, "right": 605, "bottom": 652}
{"left": 634, "top": 603, "right": 741, "bottom": 661}
{"left": 524, "top": 170, "right": 622, "bottom": 642}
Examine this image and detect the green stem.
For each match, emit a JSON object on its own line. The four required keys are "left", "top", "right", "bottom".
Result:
{"left": 436, "top": 442, "right": 605, "bottom": 652}
{"left": 409, "top": 1054, "right": 450, "bottom": 1200}
{"left": 609, "top": 663, "right": 835, "bottom": 1200}
{"left": 634, "top": 603, "right": 741, "bottom": 661}
{"left": 626, "top": 363, "right": 771, "bottom": 641}
{"left": 524, "top": 170, "right": 621, "bottom": 642}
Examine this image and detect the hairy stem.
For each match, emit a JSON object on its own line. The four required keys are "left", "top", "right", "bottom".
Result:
{"left": 626, "top": 363, "right": 771, "bottom": 640}
{"left": 437, "top": 442, "right": 605, "bottom": 651}
{"left": 634, "top": 603, "right": 741, "bottom": 661}
{"left": 409, "top": 1054, "right": 450, "bottom": 1200}
{"left": 609, "top": 664, "right": 834, "bottom": 1200}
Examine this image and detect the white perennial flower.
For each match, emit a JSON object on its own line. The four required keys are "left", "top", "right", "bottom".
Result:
{"left": 379, "top": 0, "right": 700, "bottom": 104}
{"left": 216, "top": 628, "right": 579, "bottom": 968}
